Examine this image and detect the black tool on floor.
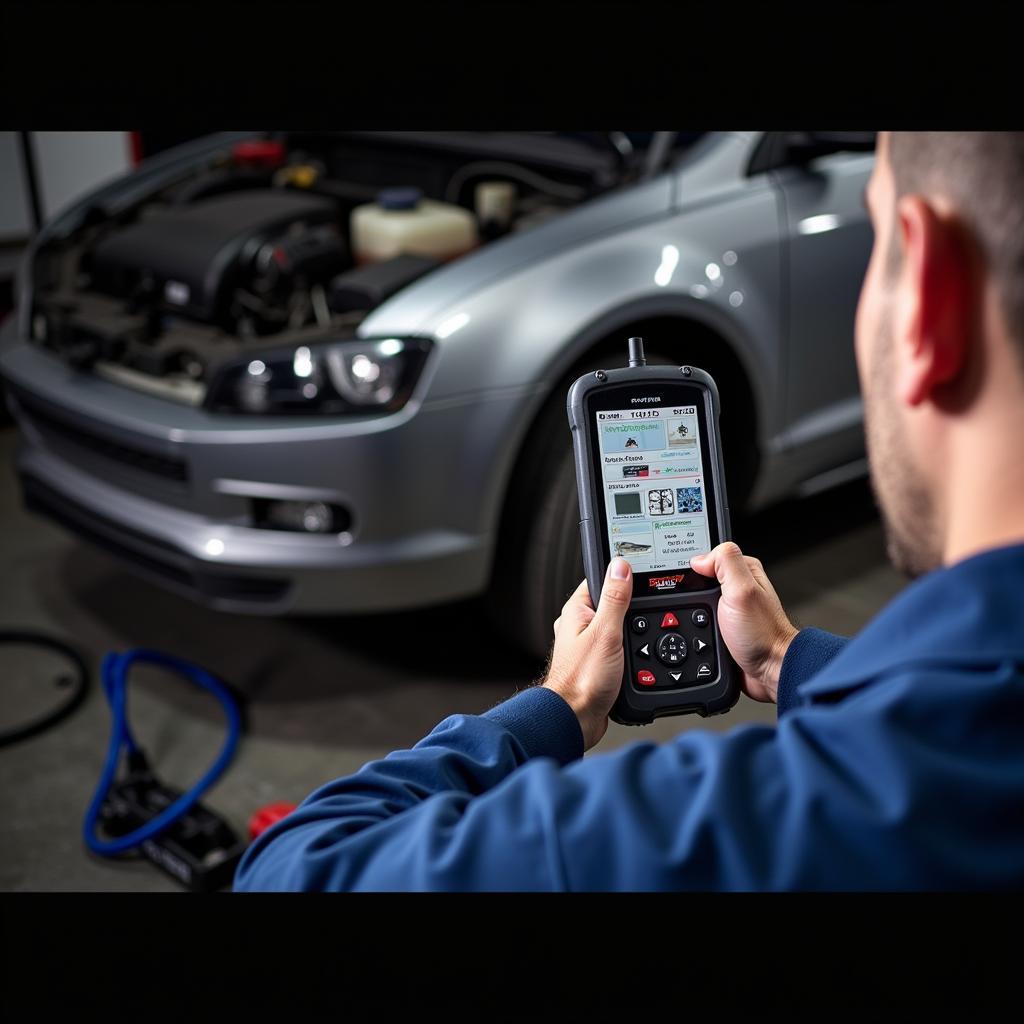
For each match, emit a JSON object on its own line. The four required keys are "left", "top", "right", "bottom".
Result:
{"left": 98, "top": 753, "right": 247, "bottom": 892}
{"left": 83, "top": 648, "right": 246, "bottom": 891}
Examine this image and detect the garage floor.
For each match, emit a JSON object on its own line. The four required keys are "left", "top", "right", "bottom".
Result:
{"left": 0, "top": 424, "right": 907, "bottom": 890}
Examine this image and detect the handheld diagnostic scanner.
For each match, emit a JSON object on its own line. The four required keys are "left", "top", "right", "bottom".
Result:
{"left": 567, "top": 337, "right": 741, "bottom": 724}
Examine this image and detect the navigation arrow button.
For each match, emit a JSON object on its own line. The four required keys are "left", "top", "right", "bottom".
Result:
{"left": 695, "top": 638, "right": 708, "bottom": 652}
{"left": 669, "top": 671, "right": 682, "bottom": 682}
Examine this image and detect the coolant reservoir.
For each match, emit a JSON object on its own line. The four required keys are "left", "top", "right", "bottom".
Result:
{"left": 351, "top": 187, "right": 478, "bottom": 264}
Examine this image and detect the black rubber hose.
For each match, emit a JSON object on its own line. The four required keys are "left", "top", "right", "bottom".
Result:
{"left": 0, "top": 631, "right": 90, "bottom": 747}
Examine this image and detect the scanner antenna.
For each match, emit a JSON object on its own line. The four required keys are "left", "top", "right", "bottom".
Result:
{"left": 628, "top": 336, "right": 647, "bottom": 367}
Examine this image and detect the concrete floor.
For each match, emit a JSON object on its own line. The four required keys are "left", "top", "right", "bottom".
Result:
{"left": 0, "top": 423, "right": 907, "bottom": 890}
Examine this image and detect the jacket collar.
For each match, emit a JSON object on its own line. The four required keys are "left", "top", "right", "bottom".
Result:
{"left": 798, "top": 541, "right": 1024, "bottom": 700}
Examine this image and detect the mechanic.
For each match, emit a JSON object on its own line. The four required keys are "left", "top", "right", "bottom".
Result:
{"left": 234, "top": 132, "right": 1024, "bottom": 891}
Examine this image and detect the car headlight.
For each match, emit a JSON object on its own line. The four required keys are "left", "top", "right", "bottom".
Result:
{"left": 204, "top": 337, "right": 432, "bottom": 415}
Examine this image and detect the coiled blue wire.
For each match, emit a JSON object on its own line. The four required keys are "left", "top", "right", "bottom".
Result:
{"left": 83, "top": 649, "right": 242, "bottom": 856}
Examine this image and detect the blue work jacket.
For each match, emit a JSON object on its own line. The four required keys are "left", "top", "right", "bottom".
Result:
{"left": 234, "top": 543, "right": 1024, "bottom": 890}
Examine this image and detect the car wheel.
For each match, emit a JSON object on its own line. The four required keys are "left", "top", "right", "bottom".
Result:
{"left": 487, "top": 385, "right": 584, "bottom": 663}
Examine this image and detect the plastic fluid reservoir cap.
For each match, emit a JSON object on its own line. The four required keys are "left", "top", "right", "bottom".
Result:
{"left": 377, "top": 187, "right": 423, "bottom": 210}
{"left": 248, "top": 801, "right": 299, "bottom": 840}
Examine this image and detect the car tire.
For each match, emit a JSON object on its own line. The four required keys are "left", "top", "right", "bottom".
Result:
{"left": 487, "top": 385, "right": 584, "bottom": 664}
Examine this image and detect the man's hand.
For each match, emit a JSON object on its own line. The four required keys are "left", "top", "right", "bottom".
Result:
{"left": 689, "top": 542, "right": 799, "bottom": 703}
{"left": 543, "top": 557, "right": 633, "bottom": 751}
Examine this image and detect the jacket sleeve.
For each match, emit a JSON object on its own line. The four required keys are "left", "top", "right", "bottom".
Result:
{"left": 234, "top": 669, "right": 917, "bottom": 892}
{"left": 776, "top": 627, "right": 849, "bottom": 717}
{"left": 233, "top": 686, "right": 585, "bottom": 891}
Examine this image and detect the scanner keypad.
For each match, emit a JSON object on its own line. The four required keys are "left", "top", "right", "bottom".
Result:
{"left": 626, "top": 605, "right": 717, "bottom": 690}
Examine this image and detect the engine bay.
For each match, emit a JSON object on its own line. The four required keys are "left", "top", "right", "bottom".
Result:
{"left": 25, "top": 132, "right": 632, "bottom": 407}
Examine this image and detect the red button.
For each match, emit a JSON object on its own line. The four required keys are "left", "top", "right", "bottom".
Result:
{"left": 636, "top": 670, "right": 657, "bottom": 686}
{"left": 660, "top": 612, "right": 680, "bottom": 629}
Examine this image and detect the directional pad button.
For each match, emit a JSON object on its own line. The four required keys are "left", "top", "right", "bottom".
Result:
{"left": 655, "top": 632, "right": 687, "bottom": 666}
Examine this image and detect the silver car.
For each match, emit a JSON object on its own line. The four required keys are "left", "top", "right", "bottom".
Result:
{"left": 0, "top": 131, "right": 875, "bottom": 658}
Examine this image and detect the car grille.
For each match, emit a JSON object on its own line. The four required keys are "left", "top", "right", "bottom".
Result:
{"left": 12, "top": 388, "right": 190, "bottom": 484}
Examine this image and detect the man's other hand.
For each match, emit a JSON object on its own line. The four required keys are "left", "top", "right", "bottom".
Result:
{"left": 543, "top": 557, "right": 633, "bottom": 750}
{"left": 690, "top": 542, "right": 799, "bottom": 703}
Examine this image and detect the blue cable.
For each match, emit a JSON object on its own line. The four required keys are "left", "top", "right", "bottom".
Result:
{"left": 83, "top": 649, "right": 242, "bottom": 856}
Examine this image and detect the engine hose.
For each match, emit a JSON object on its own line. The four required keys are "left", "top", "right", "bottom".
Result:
{"left": 83, "top": 649, "right": 242, "bottom": 857}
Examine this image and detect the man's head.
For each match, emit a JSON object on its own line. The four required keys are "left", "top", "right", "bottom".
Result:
{"left": 855, "top": 131, "right": 1024, "bottom": 577}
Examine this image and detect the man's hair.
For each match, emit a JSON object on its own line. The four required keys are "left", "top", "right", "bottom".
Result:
{"left": 887, "top": 132, "right": 1024, "bottom": 360}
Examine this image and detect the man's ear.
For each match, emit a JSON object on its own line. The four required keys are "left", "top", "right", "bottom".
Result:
{"left": 893, "top": 194, "right": 973, "bottom": 407}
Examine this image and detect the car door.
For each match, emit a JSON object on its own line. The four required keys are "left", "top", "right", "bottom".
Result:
{"left": 769, "top": 132, "right": 876, "bottom": 484}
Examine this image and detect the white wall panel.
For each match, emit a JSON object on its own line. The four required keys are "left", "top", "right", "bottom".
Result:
{"left": 31, "top": 131, "right": 132, "bottom": 220}
{"left": 0, "top": 132, "right": 32, "bottom": 242}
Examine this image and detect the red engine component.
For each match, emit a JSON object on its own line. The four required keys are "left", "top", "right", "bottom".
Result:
{"left": 232, "top": 140, "right": 287, "bottom": 168}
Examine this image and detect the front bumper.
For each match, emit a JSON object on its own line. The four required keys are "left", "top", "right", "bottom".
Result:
{"left": 0, "top": 327, "right": 520, "bottom": 614}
